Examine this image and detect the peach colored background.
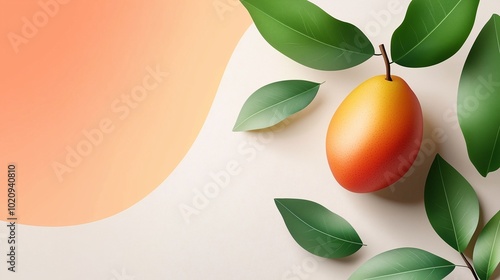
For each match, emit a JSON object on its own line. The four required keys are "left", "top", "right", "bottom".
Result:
{"left": 0, "top": 1, "right": 250, "bottom": 226}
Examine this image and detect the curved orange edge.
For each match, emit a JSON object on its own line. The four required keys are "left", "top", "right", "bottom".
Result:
{"left": 0, "top": 1, "right": 251, "bottom": 226}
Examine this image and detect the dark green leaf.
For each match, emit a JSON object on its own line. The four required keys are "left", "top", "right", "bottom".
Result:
{"left": 233, "top": 80, "right": 320, "bottom": 131}
{"left": 241, "top": 0, "right": 374, "bottom": 70}
{"left": 349, "top": 247, "right": 455, "bottom": 280}
{"left": 458, "top": 14, "right": 500, "bottom": 177}
{"left": 391, "top": 0, "right": 479, "bottom": 67}
{"left": 424, "top": 154, "right": 480, "bottom": 252}
{"left": 274, "top": 198, "right": 363, "bottom": 258}
{"left": 473, "top": 211, "right": 500, "bottom": 280}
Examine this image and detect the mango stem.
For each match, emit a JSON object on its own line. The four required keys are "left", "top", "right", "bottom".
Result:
{"left": 379, "top": 44, "right": 392, "bottom": 81}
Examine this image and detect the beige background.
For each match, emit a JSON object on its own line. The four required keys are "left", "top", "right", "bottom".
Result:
{"left": 1, "top": 0, "right": 500, "bottom": 279}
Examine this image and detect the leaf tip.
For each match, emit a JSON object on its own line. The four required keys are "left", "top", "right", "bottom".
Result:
{"left": 434, "top": 153, "right": 443, "bottom": 161}
{"left": 478, "top": 168, "right": 488, "bottom": 177}
{"left": 274, "top": 198, "right": 285, "bottom": 207}
{"left": 232, "top": 122, "right": 249, "bottom": 132}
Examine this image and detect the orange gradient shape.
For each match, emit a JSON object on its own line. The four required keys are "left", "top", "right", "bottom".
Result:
{"left": 0, "top": 1, "right": 250, "bottom": 225}
{"left": 326, "top": 75, "right": 423, "bottom": 193}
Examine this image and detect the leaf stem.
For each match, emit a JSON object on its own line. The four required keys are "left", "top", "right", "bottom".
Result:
{"left": 460, "top": 252, "right": 478, "bottom": 280}
{"left": 379, "top": 44, "right": 392, "bottom": 81}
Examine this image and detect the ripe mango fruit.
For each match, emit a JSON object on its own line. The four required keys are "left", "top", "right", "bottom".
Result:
{"left": 326, "top": 75, "right": 423, "bottom": 193}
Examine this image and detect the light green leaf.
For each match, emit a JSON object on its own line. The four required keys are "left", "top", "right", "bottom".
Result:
{"left": 473, "top": 211, "right": 500, "bottom": 280}
{"left": 275, "top": 198, "right": 364, "bottom": 258}
{"left": 233, "top": 80, "right": 320, "bottom": 131}
{"left": 349, "top": 247, "right": 455, "bottom": 280}
{"left": 241, "top": 0, "right": 374, "bottom": 70}
{"left": 391, "top": 0, "right": 479, "bottom": 67}
{"left": 424, "top": 154, "right": 480, "bottom": 252}
{"left": 458, "top": 14, "right": 500, "bottom": 177}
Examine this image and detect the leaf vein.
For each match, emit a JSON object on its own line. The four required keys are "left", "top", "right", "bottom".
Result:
{"left": 486, "top": 217, "right": 500, "bottom": 278}
{"left": 396, "top": 0, "right": 464, "bottom": 62}
{"left": 276, "top": 200, "right": 363, "bottom": 246}
{"left": 486, "top": 126, "right": 500, "bottom": 174}
{"left": 235, "top": 83, "right": 319, "bottom": 130}
{"left": 494, "top": 16, "right": 500, "bottom": 54}
{"left": 437, "top": 157, "right": 461, "bottom": 250}
{"left": 362, "top": 265, "right": 456, "bottom": 280}
{"left": 241, "top": 0, "right": 370, "bottom": 56}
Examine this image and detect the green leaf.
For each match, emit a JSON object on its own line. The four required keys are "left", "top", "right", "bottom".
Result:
{"left": 391, "top": 0, "right": 479, "bottom": 67}
{"left": 424, "top": 154, "right": 480, "bottom": 252}
{"left": 349, "top": 247, "right": 455, "bottom": 280}
{"left": 473, "top": 211, "right": 500, "bottom": 280}
{"left": 240, "top": 0, "right": 374, "bottom": 70}
{"left": 274, "top": 198, "right": 363, "bottom": 258}
{"left": 458, "top": 14, "right": 500, "bottom": 177}
{"left": 233, "top": 80, "right": 320, "bottom": 131}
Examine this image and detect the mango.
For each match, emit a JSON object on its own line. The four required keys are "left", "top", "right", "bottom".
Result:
{"left": 326, "top": 75, "right": 423, "bottom": 193}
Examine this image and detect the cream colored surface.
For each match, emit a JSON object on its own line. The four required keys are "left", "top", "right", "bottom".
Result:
{"left": 1, "top": 0, "right": 500, "bottom": 279}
